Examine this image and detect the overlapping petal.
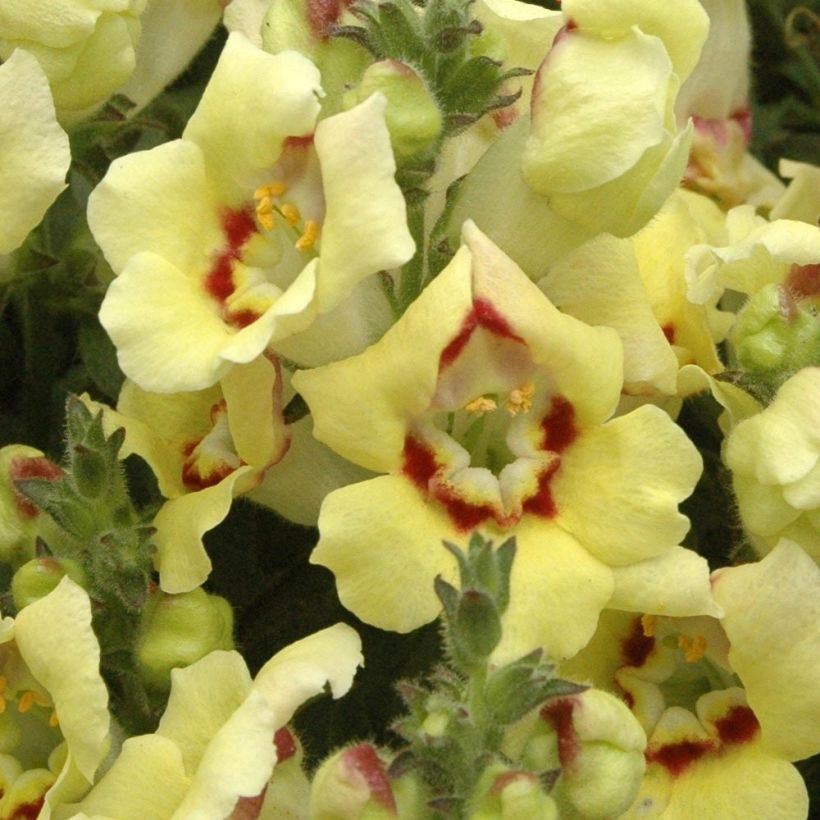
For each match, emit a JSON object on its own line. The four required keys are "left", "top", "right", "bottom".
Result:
{"left": 0, "top": 49, "right": 70, "bottom": 254}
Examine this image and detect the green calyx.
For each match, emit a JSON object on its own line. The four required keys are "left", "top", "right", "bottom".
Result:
{"left": 333, "top": 0, "right": 529, "bottom": 144}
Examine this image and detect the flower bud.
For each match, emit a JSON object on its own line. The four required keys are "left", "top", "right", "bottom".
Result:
{"left": 731, "top": 283, "right": 820, "bottom": 386}
{"left": 344, "top": 61, "right": 443, "bottom": 160}
{"left": 0, "top": 1, "right": 146, "bottom": 123}
{"left": 469, "top": 764, "right": 559, "bottom": 820}
{"left": 134, "top": 588, "right": 234, "bottom": 691}
{"left": 11, "top": 558, "right": 88, "bottom": 611}
{"left": 535, "top": 689, "right": 647, "bottom": 818}
{"left": 308, "top": 743, "right": 398, "bottom": 819}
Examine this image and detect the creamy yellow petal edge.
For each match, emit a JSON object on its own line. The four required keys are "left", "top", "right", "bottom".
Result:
{"left": 0, "top": 49, "right": 70, "bottom": 254}
{"left": 608, "top": 547, "right": 721, "bottom": 619}
{"left": 294, "top": 245, "right": 473, "bottom": 473}
{"left": 183, "top": 32, "right": 322, "bottom": 201}
{"left": 524, "top": 28, "right": 672, "bottom": 195}
{"left": 314, "top": 93, "right": 415, "bottom": 314}
{"left": 66, "top": 735, "right": 191, "bottom": 820}
{"left": 176, "top": 625, "right": 362, "bottom": 818}
{"left": 312, "top": 475, "right": 462, "bottom": 633}
{"left": 15, "top": 578, "right": 109, "bottom": 785}
{"left": 495, "top": 519, "right": 613, "bottom": 664}
{"left": 712, "top": 540, "right": 820, "bottom": 762}
{"left": 554, "top": 405, "right": 702, "bottom": 566}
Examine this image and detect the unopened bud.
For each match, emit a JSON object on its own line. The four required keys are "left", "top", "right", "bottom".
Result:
{"left": 343, "top": 61, "right": 443, "bottom": 159}
{"left": 470, "top": 763, "right": 559, "bottom": 819}
{"left": 135, "top": 588, "right": 234, "bottom": 691}
{"left": 309, "top": 743, "right": 398, "bottom": 819}
{"left": 731, "top": 283, "right": 820, "bottom": 386}
{"left": 538, "top": 689, "right": 647, "bottom": 819}
{"left": 11, "top": 558, "right": 88, "bottom": 611}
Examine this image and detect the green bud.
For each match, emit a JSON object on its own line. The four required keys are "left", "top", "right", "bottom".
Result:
{"left": 71, "top": 444, "right": 108, "bottom": 499}
{"left": 134, "top": 588, "right": 234, "bottom": 691}
{"left": 731, "top": 283, "right": 820, "bottom": 387}
{"left": 11, "top": 558, "right": 88, "bottom": 610}
{"left": 454, "top": 588, "right": 502, "bottom": 663}
{"left": 344, "top": 60, "right": 443, "bottom": 159}
{"left": 538, "top": 690, "right": 647, "bottom": 819}
{"left": 309, "top": 743, "right": 398, "bottom": 819}
{"left": 469, "top": 763, "right": 559, "bottom": 820}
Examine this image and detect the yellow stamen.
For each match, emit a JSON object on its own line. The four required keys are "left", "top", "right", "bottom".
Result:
{"left": 49, "top": 710, "right": 59, "bottom": 728}
{"left": 281, "top": 203, "right": 301, "bottom": 226}
{"left": 295, "top": 219, "right": 319, "bottom": 251}
{"left": 465, "top": 396, "right": 498, "bottom": 415}
{"left": 640, "top": 614, "right": 657, "bottom": 638}
{"left": 677, "top": 634, "right": 708, "bottom": 663}
{"left": 506, "top": 382, "right": 535, "bottom": 415}
{"left": 17, "top": 689, "right": 49, "bottom": 714}
{"left": 255, "top": 197, "right": 276, "bottom": 231}
{"left": 253, "top": 181, "right": 287, "bottom": 200}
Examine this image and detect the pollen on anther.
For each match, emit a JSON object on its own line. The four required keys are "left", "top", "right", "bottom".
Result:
{"left": 296, "top": 219, "right": 319, "bottom": 251}
{"left": 254, "top": 181, "right": 287, "bottom": 200}
{"left": 281, "top": 203, "right": 302, "bottom": 226}
{"left": 677, "top": 634, "right": 707, "bottom": 663}
{"left": 641, "top": 614, "right": 657, "bottom": 638}
{"left": 506, "top": 382, "right": 534, "bottom": 415}
{"left": 465, "top": 396, "right": 497, "bottom": 415}
{"left": 18, "top": 690, "right": 42, "bottom": 713}
{"left": 255, "top": 198, "right": 275, "bottom": 231}
{"left": 49, "top": 710, "right": 59, "bottom": 728}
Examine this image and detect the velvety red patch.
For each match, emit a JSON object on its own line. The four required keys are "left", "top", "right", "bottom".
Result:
{"left": 344, "top": 744, "right": 397, "bottom": 812}
{"left": 181, "top": 460, "right": 235, "bottom": 491}
{"left": 541, "top": 697, "right": 579, "bottom": 768}
{"left": 204, "top": 208, "right": 257, "bottom": 306}
{"left": 17, "top": 799, "right": 45, "bottom": 820}
{"left": 646, "top": 739, "right": 714, "bottom": 777}
{"left": 621, "top": 617, "right": 655, "bottom": 668}
{"left": 521, "top": 460, "right": 560, "bottom": 518}
{"left": 227, "top": 309, "right": 261, "bottom": 329}
{"left": 274, "top": 727, "right": 297, "bottom": 762}
{"left": 229, "top": 789, "right": 267, "bottom": 820}
{"left": 307, "top": 0, "right": 352, "bottom": 39}
{"left": 402, "top": 436, "right": 440, "bottom": 490}
{"left": 539, "top": 396, "right": 577, "bottom": 454}
{"left": 284, "top": 134, "right": 315, "bottom": 151}
{"left": 435, "top": 483, "right": 497, "bottom": 532}
{"left": 715, "top": 705, "right": 759, "bottom": 746}
{"left": 787, "top": 263, "right": 820, "bottom": 300}
{"left": 9, "top": 456, "right": 62, "bottom": 518}
{"left": 439, "top": 298, "right": 524, "bottom": 370}
{"left": 662, "top": 323, "right": 676, "bottom": 344}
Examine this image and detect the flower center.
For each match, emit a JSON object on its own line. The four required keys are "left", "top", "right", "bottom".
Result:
{"left": 181, "top": 401, "right": 244, "bottom": 490}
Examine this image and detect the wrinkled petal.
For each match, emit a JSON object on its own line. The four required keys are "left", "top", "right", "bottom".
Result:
{"left": 554, "top": 406, "right": 701, "bottom": 565}
{"left": 69, "top": 735, "right": 191, "bottom": 820}
{"left": 157, "top": 650, "right": 253, "bottom": 775}
{"left": 311, "top": 475, "right": 461, "bottom": 632}
{"left": 562, "top": 0, "right": 708, "bottom": 79}
{"left": 496, "top": 520, "right": 613, "bottom": 664}
{"left": 15, "top": 578, "right": 109, "bottom": 784}
{"left": 608, "top": 547, "right": 721, "bottom": 618}
{"left": 712, "top": 540, "right": 820, "bottom": 762}
{"left": 183, "top": 33, "right": 322, "bottom": 201}
{"left": 314, "top": 93, "right": 414, "bottom": 313}
{"left": 523, "top": 28, "right": 672, "bottom": 194}
{"left": 0, "top": 49, "right": 70, "bottom": 254}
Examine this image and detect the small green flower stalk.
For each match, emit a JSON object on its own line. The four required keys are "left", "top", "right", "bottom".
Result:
{"left": 306, "top": 535, "right": 648, "bottom": 818}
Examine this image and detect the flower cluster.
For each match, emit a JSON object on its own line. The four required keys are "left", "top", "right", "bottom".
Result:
{"left": 0, "top": 0, "right": 818, "bottom": 817}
